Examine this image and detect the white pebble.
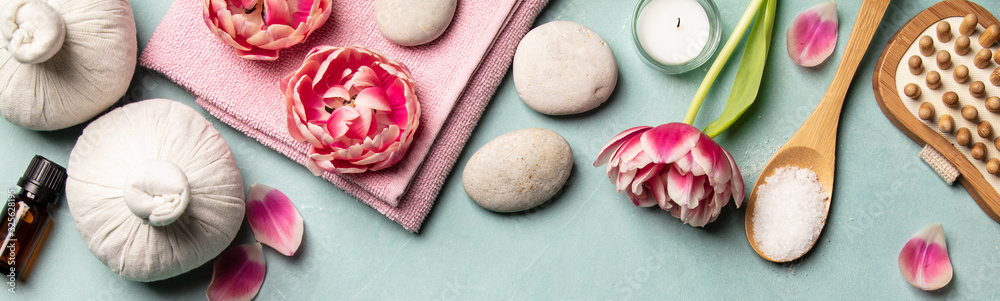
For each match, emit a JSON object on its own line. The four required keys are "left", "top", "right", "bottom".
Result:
{"left": 375, "top": 0, "right": 457, "bottom": 46}
{"left": 462, "top": 128, "right": 573, "bottom": 212}
{"left": 752, "top": 166, "right": 827, "bottom": 261}
{"left": 513, "top": 21, "right": 618, "bottom": 115}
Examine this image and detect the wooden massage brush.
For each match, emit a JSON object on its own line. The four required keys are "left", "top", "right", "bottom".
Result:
{"left": 874, "top": 0, "right": 1000, "bottom": 222}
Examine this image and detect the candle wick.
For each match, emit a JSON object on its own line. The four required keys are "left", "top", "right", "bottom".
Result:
{"left": 677, "top": 18, "right": 680, "bottom": 28}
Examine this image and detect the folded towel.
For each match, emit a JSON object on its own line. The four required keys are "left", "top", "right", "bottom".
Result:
{"left": 140, "top": 0, "right": 549, "bottom": 232}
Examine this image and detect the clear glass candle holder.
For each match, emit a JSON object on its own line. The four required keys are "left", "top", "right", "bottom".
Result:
{"left": 632, "top": 0, "right": 722, "bottom": 74}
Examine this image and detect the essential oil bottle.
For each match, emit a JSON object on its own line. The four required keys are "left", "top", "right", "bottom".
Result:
{"left": 1, "top": 155, "right": 66, "bottom": 280}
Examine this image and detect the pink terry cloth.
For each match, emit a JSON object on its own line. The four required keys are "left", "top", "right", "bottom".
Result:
{"left": 140, "top": 0, "right": 549, "bottom": 232}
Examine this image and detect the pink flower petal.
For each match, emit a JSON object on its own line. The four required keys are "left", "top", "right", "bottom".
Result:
{"left": 247, "top": 183, "right": 305, "bottom": 256}
{"left": 691, "top": 134, "right": 731, "bottom": 185}
{"left": 899, "top": 223, "right": 953, "bottom": 291}
{"left": 672, "top": 152, "right": 694, "bottom": 175}
{"left": 207, "top": 243, "right": 266, "bottom": 301}
{"left": 616, "top": 168, "right": 638, "bottom": 193}
{"left": 252, "top": 25, "right": 298, "bottom": 48}
{"left": 314, "top": 49, "right": 347, "bottom": 86}
{"left": 786, "top": 1, "right": 838, "bottom": 67}
{"left": 650, "top": 173, "right": 671, "bottom": 209}
{"left": 291, "top": 0, "right": 318, "bottom": 25}
{"left": 631, "top": 164, "right": 663, "bottom": 196}
{"left": 626, "top": 189, "right": 655, "bottom": 207}
{"left": 678, "top": 193, "right": 713, "bottom": 227}
{"left": 354, "top": 87, "right": 393, "bottom": 112}
{"left": 724, "top": 149, "right": 745, "bottom": 207}
{"left": 640, "top": 123, "right": 701, "bottom": 164}
{"left": 379, "top": 79, "right": 412, "bottom": 127}
{"left": 235, "top": 47, "right": 280, "bottom": 60}
{"left": 238, "top": 0, "right": 258, "bottom": 10}
{"left": 327, "top": 107, "right": 373, "bottom": 141}
{"left": 231, "top": 13, "right": 262, "bottom": 39}
{"left": 264, "top": 0, "right": 290, "bottom": 25}
{"left": 293, "top": 75, "right": 330, "bottom": 123}
{"left": 355, "top": 105, "right": 376, "bottom": 139}
{"left": 327, "top": 106, "right": 360, "bottom": 138}
{"left": 666, "top": 166, "right": 697, "bottom": 208}
{"left": 345, "top": 66, "right": 381, "bottom": 93}
{"left": 594, "top": 126, "right": 650, "bottom": 167}
{"left": 613, "top": 137, "right": 646, "bottom": 174}
{"left": 323, "top": 86, "right": 350, "bottom": 105}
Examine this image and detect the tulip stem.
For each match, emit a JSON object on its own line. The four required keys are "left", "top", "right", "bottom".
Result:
{"left": 683, "top": 0, "right": 767, "bottom": 126}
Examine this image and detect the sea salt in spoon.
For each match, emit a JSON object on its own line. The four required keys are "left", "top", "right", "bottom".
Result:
{"left": 744, "top": 0, "right": 890, "bottom": 262}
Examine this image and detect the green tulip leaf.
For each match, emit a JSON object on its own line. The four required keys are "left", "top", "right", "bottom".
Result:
{"left": 703, "top": 0, "right": 776, "bottom": 138}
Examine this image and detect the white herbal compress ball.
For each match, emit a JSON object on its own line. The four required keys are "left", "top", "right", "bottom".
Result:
{"left": 66, "top": 99, "right": 245, "bottom": 282}
{"left": 0, "top": 0, "right": 137, "bottom": 131}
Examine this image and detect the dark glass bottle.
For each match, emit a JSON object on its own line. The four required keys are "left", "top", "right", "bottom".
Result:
{"left": 1, "top": 156, "right": 66, "bottom": 281}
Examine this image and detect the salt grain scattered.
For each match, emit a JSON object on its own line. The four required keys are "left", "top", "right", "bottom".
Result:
{"left": 753, "top": 166, "right": 828, "bottom": 262}
{"left": 743, "top": 135, "right": 784, "bottom": 184}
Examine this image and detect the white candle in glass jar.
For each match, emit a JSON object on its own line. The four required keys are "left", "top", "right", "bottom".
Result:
{"left": 636, "top": 0, "right": 712, "bottom": 65}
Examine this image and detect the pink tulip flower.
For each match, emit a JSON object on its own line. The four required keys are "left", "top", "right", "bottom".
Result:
{"left": 203, "top": 0, "right": 332, "bottom": 60}
{"left": 281, "top": 45, "right": 420, "bottom": 175}
{"left": 594, "top": 123, "right": 745, "bottom": 227}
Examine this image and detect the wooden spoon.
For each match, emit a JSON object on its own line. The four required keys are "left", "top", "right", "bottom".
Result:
{"left": 744, "top": 0, "right": 891, "bottom": 262}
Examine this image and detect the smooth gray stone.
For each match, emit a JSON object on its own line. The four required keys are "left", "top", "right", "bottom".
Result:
{"left": 375, "top": 0, "right": 456, "bottom": 46}
{"left": 513, "top": 21, "right": 618, "bottom": 115}
{"left": 463, "top": 128, "right": 573, "bottom": 213}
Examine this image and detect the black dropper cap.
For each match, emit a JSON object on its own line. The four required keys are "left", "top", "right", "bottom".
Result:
{"left": 16, "top": 155, "right": 67, "bottom": 203}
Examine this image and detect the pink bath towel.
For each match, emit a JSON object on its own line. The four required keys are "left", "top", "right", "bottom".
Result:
{"left": 140, "top": 0, "right": 549, "bottom": 232}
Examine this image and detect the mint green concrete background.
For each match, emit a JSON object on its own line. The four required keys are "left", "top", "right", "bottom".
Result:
{"left": 3, "top": 0, "right": 1000, "bottom": 299}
